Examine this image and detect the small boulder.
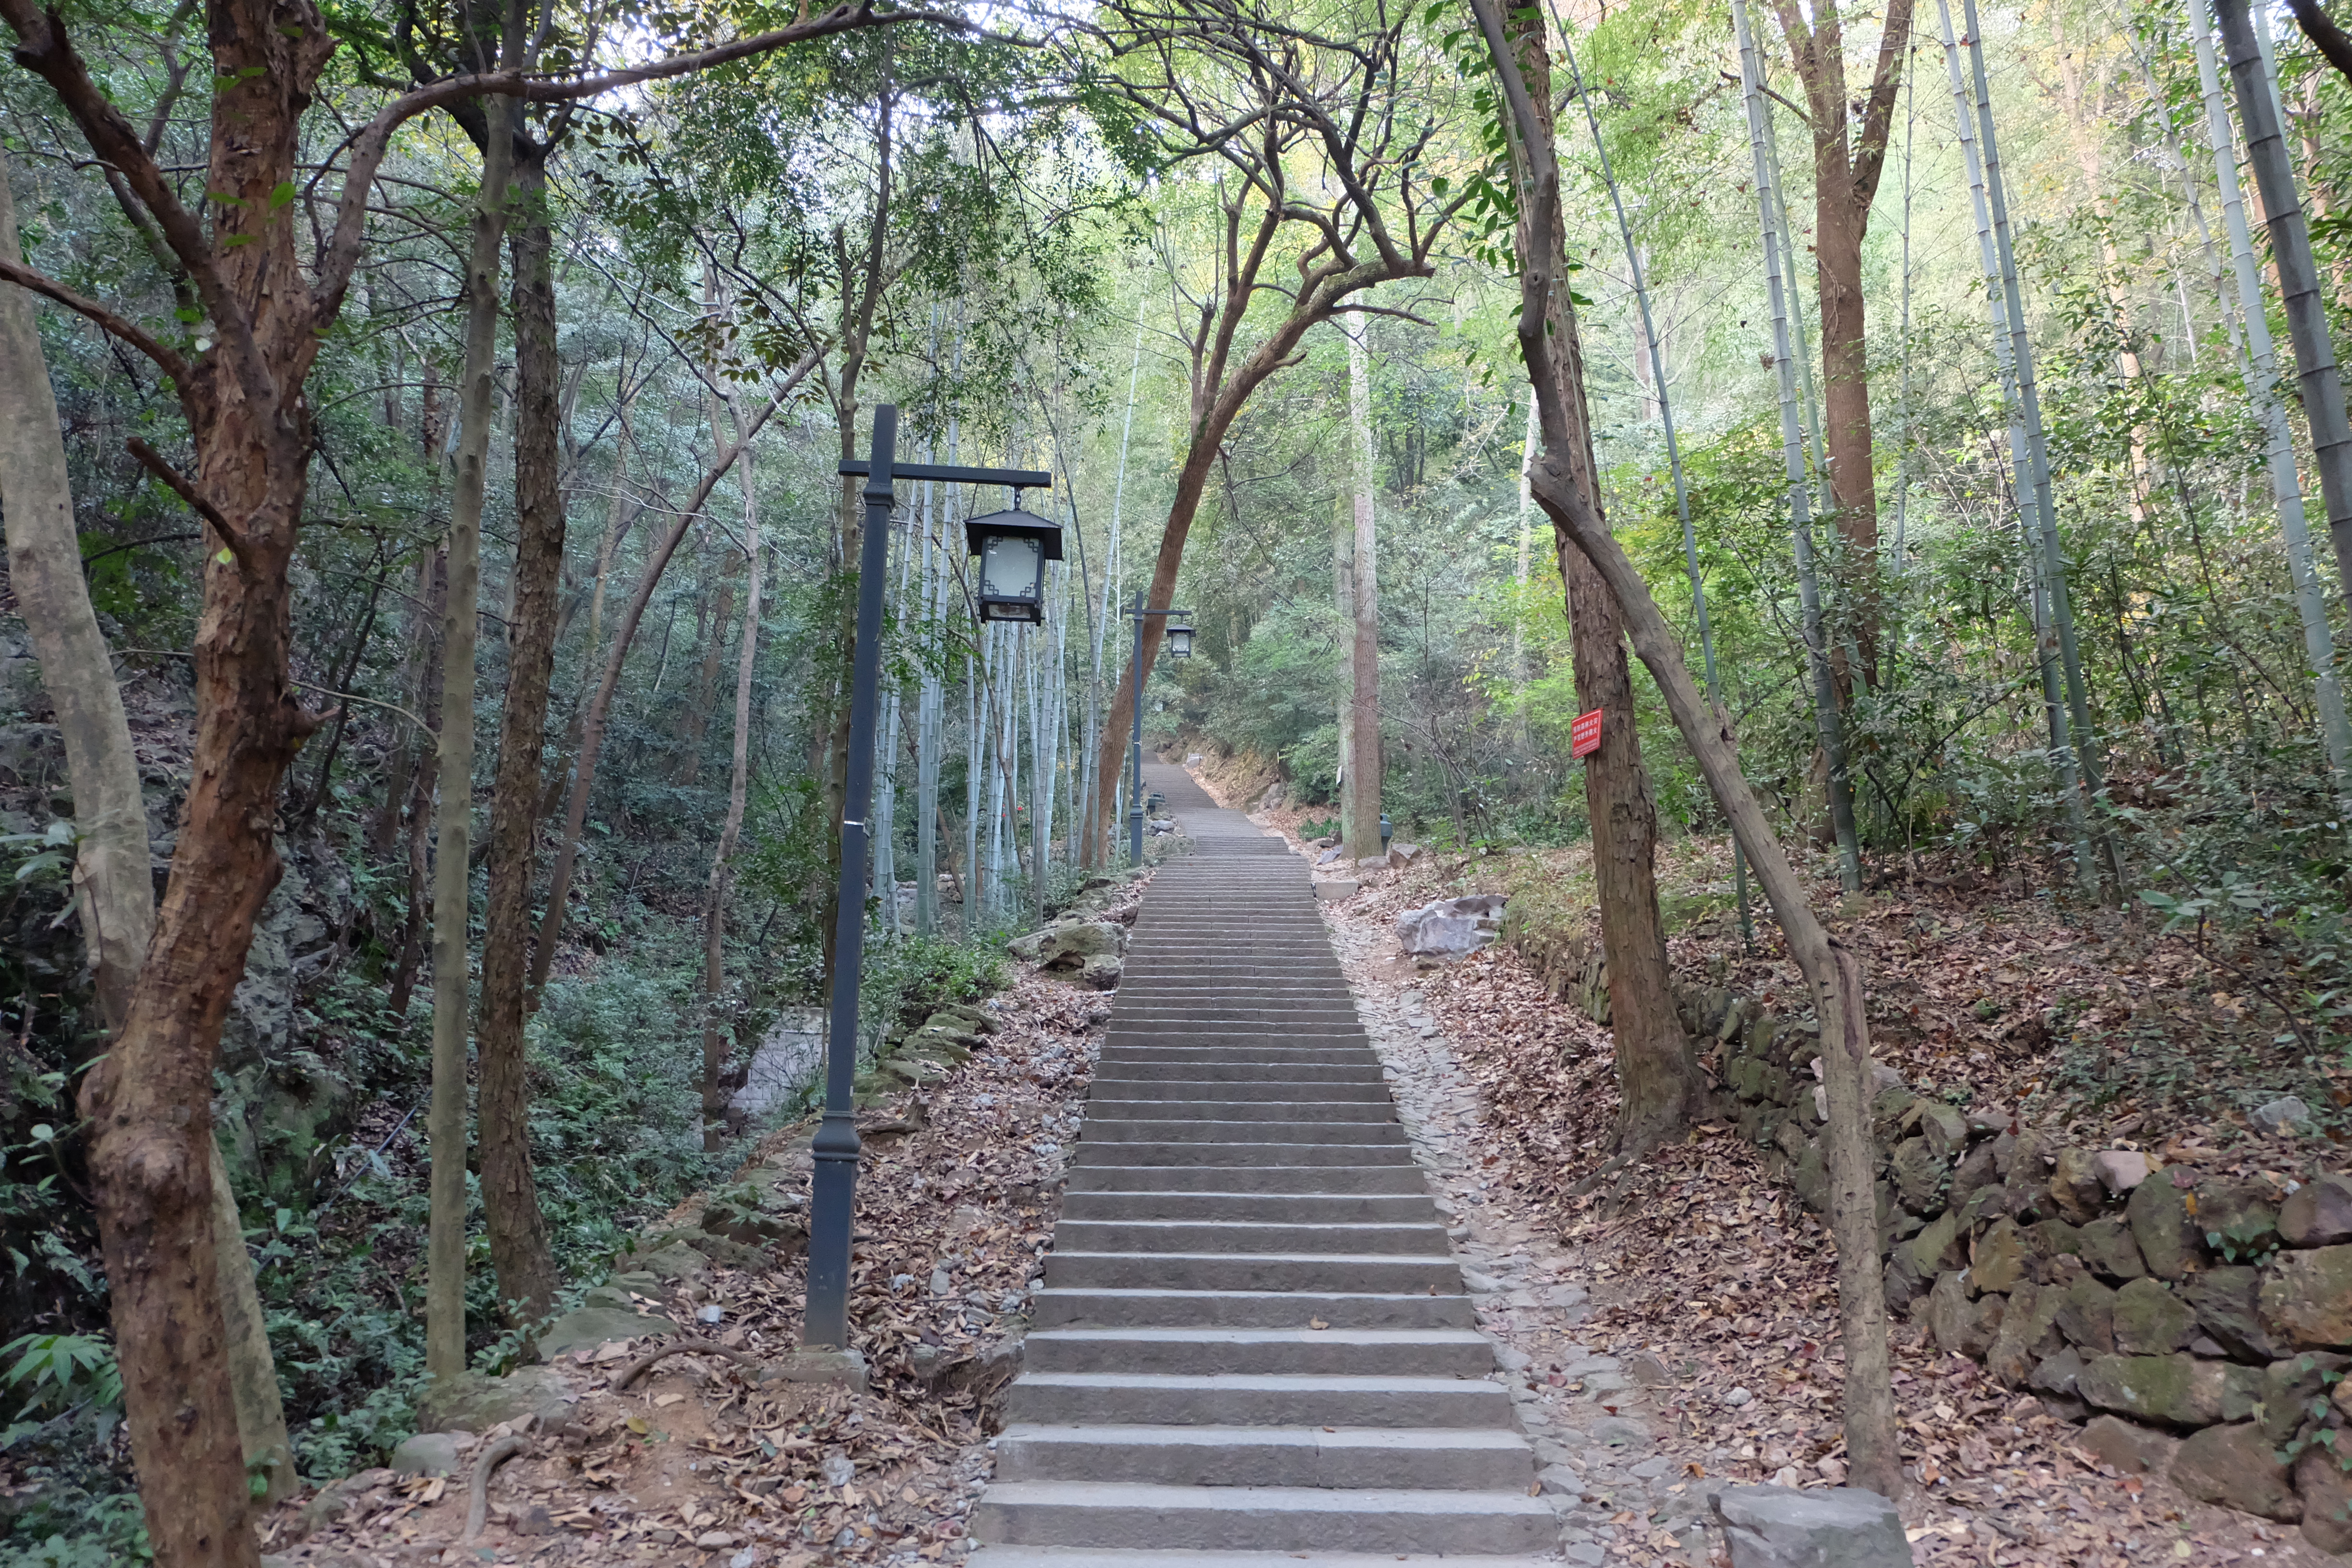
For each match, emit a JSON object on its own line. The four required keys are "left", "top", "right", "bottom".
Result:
{"left": 2182, "top": 1264, "right": 2277, "bottom": 1362}
{"left": 2169, "top": 1422, "right": 2301, "bottom": 1522}
{"left": 390, "top": 1433, "right": 463, "bottom": 1478}
{"left": 2127, "top": 1170, "right": 2201, "bottom": 1280}
{"left": 1890, "top": 1137, "right": 1948, "bottom": 1213}
{"left": 1077, "top": 953, "right": 1123, "bottom": 990}
{"left": 1927, "top": 1270, "right": 2005, "bottom": 1358}
{"left": 1971, "top": 1218, "right": 2033, "bottom": 1295}
{"left": 2077, "top": 1218, "right": 2146, "bottom": 1282}
{"left": 1387, "top": 841, "right": 1421, "bottom": 868}
{"left": 2054, "top": 1273, "right": 2117, "bottom": 1354}
{"left": 2073, "top": 1414, "right": 2179, "bottom": 1475}
{"left": 2294, "top": 1445, "right": 2352, "bottom": 1555}
{"left": 2094, "top": 1151, "right": 2151, "bottom": 1195}
{"left": 1907, "top": 1212, "right": 1967, "bottom": 1278}
{"left": 1986, "top": 1278, "right": 2064, "bottom": 1387}
{"left": 2050, "top": 1148, "right": 2107, "bottom": 1223}
{"left": 1709, "top": 1484, "right": 1913, "bottom": 1568}
{"left": 2260, "top": 1245, "right": 2352, "bottom": 1348}
{"left": 415, "top": 1365, "right": 575, "bottom": 1433}
{"left": 2030, "top": 1346, "right": 2087, "bottom": 1400}
{"left": 2110, "top": 1278, "right": 2198, "bottom": 1356}
{"left": 1916, "top": 1100, "right": 1970, "bottom": 1160}
{"left": 2077, "top": 1353, "right": 2261, "bottom": 1427}
{"left": 538, "top": 1305, "right": 679, "bottom": 1358}
{"left": 2252, "top": 1095, "right": 2312, "bottom": 1134}
{"left": 1949, "top": 1142, "right": 2000, "bottom": 1207}
{"left": 1394, "top": 895, "right": 1506, "bottom": 960}
{"left": 1039, "top": 921, "right": 1124, "bottom": 970}
{"left": 2281, "top": 1174, "right": 2352, "bottom": 1248}
{"left": 2198, "top": 1178, "right": 2282, "bottom": 1259}
{"left": 2261, "top": 1351, "right": 2352, "bottom": 1445}
{"left": 1314, "top": 879, "right": 1359, "bottom": 901}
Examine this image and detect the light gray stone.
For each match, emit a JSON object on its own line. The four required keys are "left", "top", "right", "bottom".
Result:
{"left": 390, "top": 1433, "right": 462, "bottom": 1477}
{"left": 1710, "top": 1484, "right": 1913, "bottom": 1568}
{"left": 416, "top": 1365, "right": 575, "bottom": 1432}
{"left": 2252, "top": 1095, "right": 2312, "bottom": 1133}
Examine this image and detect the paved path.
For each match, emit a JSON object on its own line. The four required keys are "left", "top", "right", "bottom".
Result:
{"left": 970, "top": 765, "right": 1553, "bottom": 1568}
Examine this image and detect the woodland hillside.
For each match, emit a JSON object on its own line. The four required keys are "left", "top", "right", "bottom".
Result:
{"left": 2, "top": 0, "right": 2352, "bottom": 1562}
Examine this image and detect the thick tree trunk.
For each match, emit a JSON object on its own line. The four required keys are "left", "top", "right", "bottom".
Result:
{"left": 1342, "top": 317, "right": 1382, "bottom": 863}
{"left": 475, "top": 145, "right": 562, "bottom": 1329}
{"left": 1472, "top": 0, "right": 1901, "bottom": 1501}
{"left": 428, "top": 92, "right": 514, "bottom": 1380}
{"left": 1507, "top": 12, "right": 1695, "bottom": 1155}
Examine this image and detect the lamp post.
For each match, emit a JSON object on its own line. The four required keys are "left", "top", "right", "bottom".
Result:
{"left": 1123, "top": 593, "right": 1193, "bottom": 865}
{"left": 808, "top": 407, "right": 1050, "bottom": 1353}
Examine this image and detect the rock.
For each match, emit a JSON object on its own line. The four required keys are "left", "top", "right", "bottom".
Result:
{"left": 1038, "top": 921, "right": 1124, "bottom": 970}
{"left": 1889, "top": 1137, "right": 1948, "bottom": 1213}
{"left": 2077, "top": 1353, "right": 2262, "bottom": 1426}
{"left": 2111, "top": 1278, "right": 2198, "bottom": 1356}
{"left": 2198, "top": 1178, "right": 2282, "bottom": 1260}
{"left": 2282, "top": 1175, "right": 2352, "bottom": 1249}
{"left": 1629, "top": 1352, "right": 1673, "bottom": 1387}
{"left": 2074, "top": 1414, "right": 2179, "bottom": 1475}
{"left": 390, "top": 1433, "right": 463, "bottom": 1477}
{"left": 1077, "top": 953, "right": 1123, "bottom": 990}
{"left": 1906, "top": 1212, "right": 1967, "bottom": 1277}
{"left": 2094, "top": 1151, "right": 2151, "bottom": 1195}
{"left": 630, "top": 1241, "right": 713, "bottom": 1285}
{"left": 2252, "top": 1095, "right": 2313, "bottom": 1134}
{"left": 1883, "top": 1249, "right": 1931, "bottom": 1316}
{"left": 2029, "top": 1346, "right": 2087, "bottom": 1399}
{"left": 1971, "top": 1218, "right": 2032, "bottom": 1294}
{"left": 1316, "top": 846, "right": 1344, "bottom": 866}
{"left": 2182, "top": 1264, "right": 2277, "bottom": 1362}
{"left": 1709, "top": 1484, "right": 1912, "bottom": 1568}
{"left": 2295, "top": 1445, "right": 2352, "bottom": 1554}
{"left": 2050, "top": 1148, "right": 2107, "bottom": 1223}
{"left": 2169, "top": 1422, "right": 2301, "bottom": 1521}
{"left": 1007, "top": 929, "right": 1049, "bottom": 962}
{"left": 2262, "top": 1352, "right": 2352, "bottom": 1445}
{"left": 2028, "top": 1218, "right": 2083, "bottom": 1261}
{"left": 1387, "top": 841, "right": 1421, "bottom": 868}
{"left": 2127, "top": 1170, "right": 2201, "bottom": 1279}
{"left": 2055, "top": 1274, "right": 2118, "bottom": 1354}
{"left": 538, "top": 1306, "right": 678, "bottom": 1357}
{"left": 1948, "top": 1142, "right": 1999, "bottom": 1207}
{"left": 1314, "top": 880, "right": 1359, "bottom": 900}
{"left": 1356, "top": 855, "right": 1386, "bottom": 870}
{"left": 1986, "top": 1278, "right": 2064, "bottom": 1387}
{"left": 416, "top": 1366, "right": 575, "bottom": 1433}
{"left": 1927, "top": 1271, "right": 2005, "bottom": 1358}
{"left": 1394, "top": 895, "right": 1506, "bottom": 960}
{"left": 2077, "top": 1218, "right": 2146, "bottom": 1282}
{"left": 2261, "top": 1246, "right": 2352, "bottom": 1348}
{"left": 514, "top": 1504, "right": 554, "bottom": 1536}
{"left": 1917, "top": 1101, "right": 1970, "bottom": 1160}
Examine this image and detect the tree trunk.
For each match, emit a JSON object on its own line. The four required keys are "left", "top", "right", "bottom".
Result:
{"left": 389, "top": 547, "right": 446, "bottom": 1021}
{"left": 702, "top": 400, "right": 763, "bottom": 1150}
{"left": 1342, "top": 316, "right": 1382, "bottom": 864}
{"left": 5, "top": 145, "right": 296, "bottom": 1512}
{"left": 1507, "top": 12, "right": 1695, "bottom": 1156}
{"left": 428, "top": 90, "right": 514, "bottom": 1381}
{"left": 475, "top": 141, "right": 562, "bottom": 1330}
{"left": 1470, "top": 0, "right": 1901, "bottom": 1501}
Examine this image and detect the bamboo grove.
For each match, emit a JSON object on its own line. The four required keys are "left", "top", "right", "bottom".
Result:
{"left": 6, "top": 0, "right": 2352, "bottom": 1558}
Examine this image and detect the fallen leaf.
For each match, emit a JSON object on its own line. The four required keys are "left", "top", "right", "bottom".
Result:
{"left": 1308, "top": 1317, "right": 1330, "bottom": 1331}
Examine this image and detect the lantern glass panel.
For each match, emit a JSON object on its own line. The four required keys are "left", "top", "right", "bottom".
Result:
{"left": 980, "top": 534, "right": 1043, "bottom": 602}
{"left": 1166, "top": 625, "right": 1194, "bottom": 659}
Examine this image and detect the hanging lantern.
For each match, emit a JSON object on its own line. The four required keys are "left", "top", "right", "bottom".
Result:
{"left": 1165, "top": 624, "right": 1195, "bottom": 660}
{"left": 965, "top": 499, "right": 1062, "bottom": 624}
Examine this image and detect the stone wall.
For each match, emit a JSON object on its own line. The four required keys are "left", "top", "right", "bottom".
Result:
{"left": 1670, "top": 980, "right": 2352, "bottom": 1554}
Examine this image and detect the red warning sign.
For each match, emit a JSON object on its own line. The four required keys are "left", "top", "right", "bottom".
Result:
{"left": 1570, "top": 709, "right": 1604, "bottom": 758}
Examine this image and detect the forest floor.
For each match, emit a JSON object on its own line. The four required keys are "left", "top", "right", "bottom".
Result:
{"left": 1188, "top": 756, "right": 2345, "bottom": 1568}
{"left": 260, "top": 889, "right": 1134, "bottom": 1568}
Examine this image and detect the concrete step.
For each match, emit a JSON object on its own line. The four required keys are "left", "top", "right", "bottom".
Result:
{"left": 1060, "top": 1191, "right": 1436, "bottom": 1224}
{"left": 967, "top": 1550, "right": 1559, "bottom": 1568}
{"left": 1064, "top": 1164, "right": 1429, "bottom": 1194}
{"left": 1091, "top": 1062, "right": 1385, "bottom": 1085}
{"left": 1053, "top": 1218, "right": 1445, "bottom": 1257}
{"left": 1024, "top": 1326, "right": 1492, "bottom": 1378}
{"left": 1042, "top": 1250, "right": 1462, "bottom": 1294}
{"left": 1030, "top": 1287, "right": 1476, "bottom": 1331}
{"left": 1082, "top": 1118, "right": 1407, "bottom": 1146}
{"left": 992, "top": 1423, "right": 1534, "bottom": 1490}
{"left": 1071, "top": 1141, "right": 1419, "bottom": 1169}
{"left": 1094, "top": 1047, "right": 1379, "bottom": 1064}
{"left": 972, "top": 1480, "right": 1556, "bottom": 1553}
{"left": 1002, "top": 1371, "right": 1507, "bottom": 1430}
{"left": 1088, "top": 1082, "right": 1390, "bottom": 1106}
{"left": 1082, "top": 1098, "right": 1396, "bottom": 1124}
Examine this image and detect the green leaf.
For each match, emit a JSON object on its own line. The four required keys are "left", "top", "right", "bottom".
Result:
{"left": 214, "top": 548, "right": 235, "bottom": 565}
{"left": 270, "top": 181, "right": 296, "bottom": 210}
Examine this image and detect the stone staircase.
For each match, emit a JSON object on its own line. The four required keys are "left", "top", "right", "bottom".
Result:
{"left": 969, "top": 765, "right": 1554, "bottom": 1567}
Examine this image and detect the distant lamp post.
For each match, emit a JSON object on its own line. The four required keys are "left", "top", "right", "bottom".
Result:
{"left": 1122, "top": 593, "right": 1193, "bottom": 865}
{"left": 809, "top": 411, "right": 1049, "bottom": 1358}
{"left": 965, "top": 502, "right": 1062, "bottom": 624}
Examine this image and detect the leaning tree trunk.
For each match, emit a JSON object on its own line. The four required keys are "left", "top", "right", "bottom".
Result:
{"left": 1508, "top": 10, "right": 1696, "bottom": 1154}
{"left": 1470, "top": 0, "right": 1901, "bottom": 1501}
{"left": 474, "top": 140, "right": 563, "bottom": 1330}
{"left": 427, "top": 91, "right": 514, "bottom": 1380}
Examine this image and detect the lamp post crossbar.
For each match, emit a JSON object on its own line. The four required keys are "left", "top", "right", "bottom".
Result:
{"left": 1124, "top": 593, "right": 1192, "bottom": 866}
{"left": 807, "top": 409, "right": 1052, "bottom": 1352}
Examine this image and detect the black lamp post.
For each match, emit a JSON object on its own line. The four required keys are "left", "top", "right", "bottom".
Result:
{"left": 1123, "top": 592, "right": 1192, "bottom": 865}
{"left": 809, "top": 408, "right": 1050, "bottom": 1353}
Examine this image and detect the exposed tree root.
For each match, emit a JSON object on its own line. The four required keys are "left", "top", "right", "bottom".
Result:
{"left": 462, "top": 1434, "right": 526, "bottom": 1541}
{"left": 610, "top": 1337, "right": 759, "bottom": 1393}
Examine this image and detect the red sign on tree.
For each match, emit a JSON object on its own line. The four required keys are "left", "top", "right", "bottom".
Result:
{"left": 1570, "top": 709, "right": 1604, "bottom": 758}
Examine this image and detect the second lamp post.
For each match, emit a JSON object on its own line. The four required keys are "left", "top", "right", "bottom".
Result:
{"left": 1124, "top": 592, "right": 1192, "bottom": 864}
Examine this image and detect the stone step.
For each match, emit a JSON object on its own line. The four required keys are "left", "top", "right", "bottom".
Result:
{"left": 992, "top": 1423, "right": 1534, "bottom": 1490}
{"left": 1052, "top": 1218, "right": 1446, "bottom": 1257}
{"left": 1071, "top": 1140, "right": 1419, "bottom": 1169}
{"left": 1091, "top": 1063, "right": 1385, "bottom": 1085}
{"left": 1082, "top": 1118, "right": 1407, "bottom": 1146}
{"left": 1024, "top": 1326, "right": 1491, "bottom": 1378}
{"left": 1082, "top": 1098, "right": 1396, "bottom": 1124}
{"left": 1002, "top": 1372, "right": 1507, "bottom": 1430}
{"left": 971, "top": 1480, "right": 1556, "bottom": 1554}
{"left": 1089, "top": 1079, "right": 1390, "bottom": 1104}
{"left": 1030, "top": 1287, "right": 1477, "bottom": 1331}
{"left": 967, "top": 1549, "right": 1559, "bottom": 1568}
{"left": 1064, "top": 1164, "right": 1429, "bottom": 1194}
{"left": 1042, "top": 1250, "right": 1462, "bottom": 1294}
{"left": 1060, "top": 1190, "right": 1435, "bottom": 1224}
